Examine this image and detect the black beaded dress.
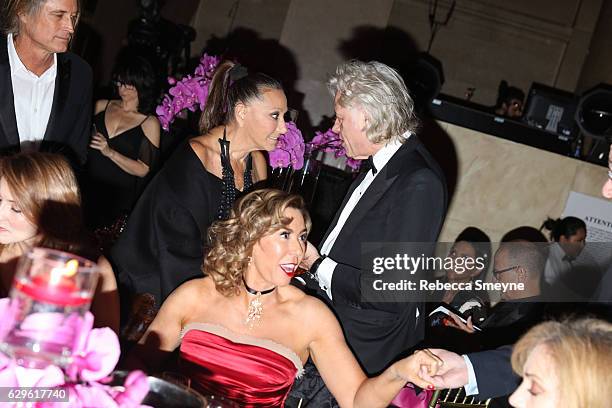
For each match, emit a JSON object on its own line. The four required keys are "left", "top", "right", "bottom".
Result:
{"left": 110, "top": 133, "right": 252, "bottom": 307}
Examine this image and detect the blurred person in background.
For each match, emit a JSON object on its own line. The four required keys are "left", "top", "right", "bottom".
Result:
{"left": 0, "top": 0, "right": 92, "bottom": 167}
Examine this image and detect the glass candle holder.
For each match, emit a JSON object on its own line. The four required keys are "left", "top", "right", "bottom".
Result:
{"left": 0, "top": 247, "right": 99, "bottom": 369}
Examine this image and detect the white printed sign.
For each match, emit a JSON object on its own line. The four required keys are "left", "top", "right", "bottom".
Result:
{"left": 563, "top": 191, "right": 612, "bottom": 269}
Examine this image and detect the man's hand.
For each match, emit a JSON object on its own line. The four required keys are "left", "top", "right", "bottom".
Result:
{"left": 300, "top": 241, "right": 321, "bottom": 270}
{"left": 419, "top": 349, "right": 469, "bottom": 389}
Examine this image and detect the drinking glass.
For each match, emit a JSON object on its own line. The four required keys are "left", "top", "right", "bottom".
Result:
{"left": 291, "top": 148, "right": 322, "bottom": 206}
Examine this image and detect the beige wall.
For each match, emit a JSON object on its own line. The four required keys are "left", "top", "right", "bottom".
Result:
{"left": 437, "top": 121, "right": 606, "bottom": 243}
{"left": 191, "top": 0, "right": 604, "bottom": 125}
{"left": 390, "top": 0, "right": 602, "bottom": 105}
{"left": 191, "top": 0, "right": 292, "bottom": 55}
{"left": 280, "top": 0, "right": 395, "bottom": 124}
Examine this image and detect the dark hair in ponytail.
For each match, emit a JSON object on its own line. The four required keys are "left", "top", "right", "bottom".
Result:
{"left": 541, "top": 217, "right": 587, "bottom": 242}
{"left": 199, "top": 61, "right": 283, "bottom": 134}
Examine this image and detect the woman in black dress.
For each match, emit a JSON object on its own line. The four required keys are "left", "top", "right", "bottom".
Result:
{"left": 110, "top": 60, "right": 289, "bottom": 313}
{"left": 440, "top": 227, "right": 491, "bottom": 322}
{"left": 85, "top": 50, "right": 160, "bottom": 232}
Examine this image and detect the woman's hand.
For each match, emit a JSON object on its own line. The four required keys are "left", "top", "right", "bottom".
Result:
{"left": 392, "top": 349, "right": 443, "bottom": 389}
{"left": 447, "top": 312, "right": 476, "bottom": 334}
{"left": 90, "top": 133, "right": 113, "bottom": 157}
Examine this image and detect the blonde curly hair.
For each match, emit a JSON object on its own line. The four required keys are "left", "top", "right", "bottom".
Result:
{"left": 204, "top": 189, "right": 311, "bottom": 296}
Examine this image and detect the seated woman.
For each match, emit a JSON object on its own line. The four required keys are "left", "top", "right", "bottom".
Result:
{"left": 540, "top": 216, "right": 586, "bottom": 286}
{"left": 0, "top": 152, "right": 120, "bottom": 333}
{"left": 509, "top": 318, "right": 611, "bottom": 408}
{"left": 127, "top": 189, "right": 441, "bottom": 407}
{"left": 110, "top": 61, "right": 282, "bottom": 309}
{"left": 85, "top": 49, "right": 160, "bottom": 234}
{"left": 440, "top": 227, "right": 491, "bottom": 323}
{"left": 426, "top": 228, "right": 491, "bottom": 354}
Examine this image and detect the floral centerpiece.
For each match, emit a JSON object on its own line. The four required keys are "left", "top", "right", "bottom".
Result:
{"left": 268, "top": 122, "right": 305, "bottom": 170}
{"left": 308, "top": 128, "right": 362, "bottom": 171}
{"left": 155, "top": 53, "right": 304, "bottom": 170}
{"left": 0, "top": 298, "right": 148, "bottom": 407}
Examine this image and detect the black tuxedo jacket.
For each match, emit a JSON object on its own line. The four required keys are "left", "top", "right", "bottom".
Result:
{"left": 0, "top": 36, "right": 92, "bottom": 166}
{"left": 467, "top": 346, "right": 519, "bottom": 399}
{"left": 319, "top": 135, "right": 447, "bottom": 375}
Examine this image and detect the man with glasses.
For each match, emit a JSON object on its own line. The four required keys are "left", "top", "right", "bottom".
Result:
{"left": 424, "top": 242, "right": 548, "bottom": 399}
{"left": 491, "top": 243, "right": 543, "bottom": 301}
{"left": 447, "top": 242, "right": 546, "bottom": 346}
{"left": 479, "top": 243, "right": 546, "bottom": 348}
{"left": 420, "top": 154, "right": 612, "bottom": 400}
{"left": 0, "top": 0, "right": 92, "bottom": 166}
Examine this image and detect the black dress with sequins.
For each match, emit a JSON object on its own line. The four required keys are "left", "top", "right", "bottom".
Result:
{"left": 110, "top": 138, "right": 253, "bottom": 306}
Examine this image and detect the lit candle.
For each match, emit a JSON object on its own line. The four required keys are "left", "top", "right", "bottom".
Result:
{"left": 14, "top": 258, "right": 90, "bottom": 307}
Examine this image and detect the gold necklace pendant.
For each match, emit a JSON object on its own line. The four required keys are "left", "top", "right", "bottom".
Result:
{"left": 245, "top": 293, "right": 264, "bottom": 328}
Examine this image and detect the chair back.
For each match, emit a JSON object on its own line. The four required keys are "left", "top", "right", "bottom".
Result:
{"left": 431, "top": 388, "right": 491, "bottom": 407}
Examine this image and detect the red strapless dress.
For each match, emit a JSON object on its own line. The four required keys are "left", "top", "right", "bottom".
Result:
{"left": 178, "top": 323, "right": 304, "bottom": 408}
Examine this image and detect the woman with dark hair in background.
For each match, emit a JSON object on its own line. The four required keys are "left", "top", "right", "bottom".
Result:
{"left": 426, "top": 227, "right": 491, "bottom": 354}
{"left": 494, "top": 80, "right": 525, "bottom": 119}
{"left": 540, "top": 216, "right": 586, "bottom": 286}
{"left": 84, "top": 48, "right": 161, "bottom": 232}
{"left": 440, "top": 227, "right": 491, "bottom": 323}
{"left": 110, "top": 60, "right": 286, "bottom": 318}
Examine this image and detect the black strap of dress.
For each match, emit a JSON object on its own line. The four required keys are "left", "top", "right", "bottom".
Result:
{"left": 217, "top": 127, "right": 253, "bottom": 220}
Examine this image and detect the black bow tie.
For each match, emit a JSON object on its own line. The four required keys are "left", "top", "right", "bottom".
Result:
{"left": 361, "top": 156, "right": 377, "bottom": 175}
{"left": 562, "top": 255, "right": 574, "bottom": 263}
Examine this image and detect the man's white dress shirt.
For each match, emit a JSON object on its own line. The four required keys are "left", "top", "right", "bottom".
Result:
{"left": 7, "top": 33, "right": 57, "bottom": 147}
{"left": 317, "top": 132, "right": 411, "bottom": 300}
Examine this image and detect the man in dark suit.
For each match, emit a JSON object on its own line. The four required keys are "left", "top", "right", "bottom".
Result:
{"left": 424, "top": 346, "right": 518, "bottom": 399}
{"left": 302, "top": 60, "right": 447, "bottom": 375}
{"left": 0, "top": 0, "right": 92, "bottom": 166}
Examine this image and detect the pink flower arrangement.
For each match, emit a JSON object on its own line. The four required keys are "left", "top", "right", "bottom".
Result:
{"left": 155, "top": 53, "right": 221, "bottom": 131}
{"left": 269, "top": 122, "right": 305, "bottom": 170}
{"left": 308, "top": 128, "right": 362, "bottom": 170}
{"left": 0, "top": 298, "right": 149, "bottom": 407}
{"left": 156, "top": 53, "right": 304, "bottom": 169}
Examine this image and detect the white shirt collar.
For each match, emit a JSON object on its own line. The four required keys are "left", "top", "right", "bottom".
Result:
{"left": 371, "top": 130, "right": 412, "bottom": 173}
{"left": 7, "top": 33, "right": 57, "bottom": 79}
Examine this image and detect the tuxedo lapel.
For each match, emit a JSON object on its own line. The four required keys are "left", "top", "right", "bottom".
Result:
{"left": 319, "top": 170, "right": 367, "bottom": 246}
{"left": 43, "top": 53, "right": 71, "bottom": 142}
{"left": 324, "top": 138, "right": 419, "bottom": 253}
{"left": 330, "top": 164, "right": 398, "bottom": 249}
{"left": 0, "top": 37, "right": 18, "bottom": 146}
